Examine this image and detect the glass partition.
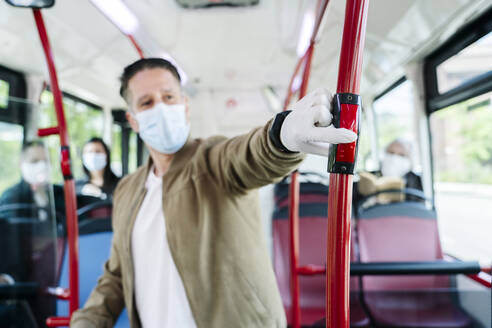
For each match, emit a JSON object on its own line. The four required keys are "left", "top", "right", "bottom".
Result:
{"left": 0, "top": 97, "right": 61, "bottom": 327}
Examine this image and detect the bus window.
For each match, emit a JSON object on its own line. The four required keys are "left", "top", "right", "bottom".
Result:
{"left": 0, "top": 121, "right": 23, "bottom": 194}
{"left": 355, "top": 110, "right": 372, "bottom": 171}
{"left": 437, "top": 31, "right": 492, "bottom": 94}
{"left": 111, "top": 123, "right": 141, "bottom": 177}
{"left": 111, "top": 109, "right": 139, "bottom": 176}
{"left": 0, "top": 79, "right": 8, "bottom": 108}
{"left": 373, "top": 79, "right": 420, "bottom": 169}
{"left": 430, "top": 91, "right": 492, "bottom": 263}
{"left": 129, "top": 131, "right": 138, "bottom": 173}
{"left": 111, "top": 124, "right": 123, "bottom": 177}
{"left": 39, "top": 91, "right": 104, "bottom": 182}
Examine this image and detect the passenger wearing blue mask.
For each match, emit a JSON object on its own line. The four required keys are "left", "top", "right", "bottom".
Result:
{"left": 71, "top": 58, "right": 357, "bottom": 328}
{"left": 76, "top": 137, "right": 120, "bottom": 200}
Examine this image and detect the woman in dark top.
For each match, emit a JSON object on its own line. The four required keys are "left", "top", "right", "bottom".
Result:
{"left": 76, "top": 137, "right": 120, "bottom": 200}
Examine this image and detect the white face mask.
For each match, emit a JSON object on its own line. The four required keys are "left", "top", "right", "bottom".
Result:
{"left": 381, "top": 153, "right": 411, "bottom": 178}
{"left": 21, "top": 160, "right": 50, "bottom": 186}
{"left": 135, "top": 102, "right": 190, "bottom": 154}
{"left": 83, "top": 152, "right": 107, "bottom": 172}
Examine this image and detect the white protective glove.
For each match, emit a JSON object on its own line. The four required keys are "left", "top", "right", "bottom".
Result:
{"left": 280, "top": 88, "right": 357, "bottom": 156}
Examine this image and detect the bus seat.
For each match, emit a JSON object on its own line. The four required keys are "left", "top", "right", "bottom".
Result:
{"left": 57, "top": 219, "right": 129, "bottom": 327}
{"left": 77, "top": 199, "right": 113, "bottom": 222}
{"left": 357, "top": 201, "right": 473, "bottom": 327}
{"left": 272, "top": 180, "right": 370, "bottom": 327}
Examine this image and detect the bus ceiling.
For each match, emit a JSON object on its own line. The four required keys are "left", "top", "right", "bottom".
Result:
{"left": 1, "top": 1, "right": 491, "bottom": 113}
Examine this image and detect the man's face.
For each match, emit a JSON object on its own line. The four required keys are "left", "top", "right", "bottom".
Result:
{"left": 125, "top": 68, "right": 189, "bottom": 133}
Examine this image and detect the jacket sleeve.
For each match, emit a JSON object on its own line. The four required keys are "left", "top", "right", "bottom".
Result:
{"left": 70, "top": 184, "right": 126, "bottom": 328}
{"left": 205, "top": 118, "right": 305, "bottom": 195}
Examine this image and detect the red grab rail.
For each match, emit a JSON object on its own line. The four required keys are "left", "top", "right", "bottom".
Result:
{"left": 288, "top": 43, "right": 314, "bottom": 328}
{"left": 282, "top": 1, "right": 369, "bottom": 327}
{"left": 32, "top": 9, "right": 80, "bottom": 327}
{"left": 325, "top": 1, "right": 369, "bottom": 328}
{"left": 128, "top": 34, "right": 145, "bottom": 59}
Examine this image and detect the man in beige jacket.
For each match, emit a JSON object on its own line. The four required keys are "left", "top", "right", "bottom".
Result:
{"left": 70, "top": 58, "right": 356, "bottom": 328}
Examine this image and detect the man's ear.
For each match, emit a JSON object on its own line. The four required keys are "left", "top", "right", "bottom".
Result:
{"left": 126, "top": 111, "right": 139, "bottom": 133}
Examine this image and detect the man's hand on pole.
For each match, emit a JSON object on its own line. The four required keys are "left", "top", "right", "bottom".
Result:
{"left": 280, "top": 88, "right": 357, "bottom": 156}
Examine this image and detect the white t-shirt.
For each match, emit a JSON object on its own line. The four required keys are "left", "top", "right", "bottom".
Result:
{"left": 131, "top": 168, "right": 197, "bottom": 328}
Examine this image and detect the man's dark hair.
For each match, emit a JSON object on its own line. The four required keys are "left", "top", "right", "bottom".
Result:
{"left": 119, "top": 58, "right": 181, "bottom": 102}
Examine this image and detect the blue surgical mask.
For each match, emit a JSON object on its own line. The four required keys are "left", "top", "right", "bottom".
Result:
{"left": 135, "top": 102, "right": 190, "bottom": 154}
{"left": 83, "top": 152, "right": 107, "bottom": 172}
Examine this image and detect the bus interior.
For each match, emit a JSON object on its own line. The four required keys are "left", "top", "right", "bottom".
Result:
{"left": 0, "top": 0, "right": 491, "bottom": 327}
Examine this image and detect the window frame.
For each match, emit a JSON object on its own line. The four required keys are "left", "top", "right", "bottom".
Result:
{"left": 61, "top": 91, "right": 103, "bottom": 112}
{"left": 372, "top": 76, "right": 411, "bottom": 160}
{"left": 0, "top": 65, "right": 27, "bottom": 125}
{"left": 373, "top": 76, "right": 407, "bottom": 103}
{"left": 43, "top": 87, "right": 103, "bottom": 112}
{"left": 424, "top": 7, "right": 492, "bottom": 114}
{"left": 111, "top": 108, "right": 145, "bottom": 176}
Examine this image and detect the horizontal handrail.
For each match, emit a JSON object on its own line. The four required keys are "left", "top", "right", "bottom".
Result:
{"left": 351, "top": 260, "right": 481, "bottom": 275}
{"left": 296, "top": 260, "right": 483, "bottom": 276}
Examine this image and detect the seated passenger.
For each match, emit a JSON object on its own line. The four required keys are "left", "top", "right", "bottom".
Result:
{"left": 0, "top": 141, "right": 64, "bottom": 221}
{"left": 70, "top": 58, "right": 357, "bottom": 327}
{"left": 0, "top": 143, "right": 64, "bottom": 327}
{"left": 382, "top": 138, "right": 423, "bottom": 202}
{"left": 355, "top": 138, "right": 423, "bottom": 206}
{"left": 381, "top": 138, "right": 422, "bottom": 192}
{"left": 76, "top": 137, "right": 120, "bottom": 200}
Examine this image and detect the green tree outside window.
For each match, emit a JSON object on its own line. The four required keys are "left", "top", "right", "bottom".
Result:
{"left": 0, "top": 79, "right": 9, "bottom": 109}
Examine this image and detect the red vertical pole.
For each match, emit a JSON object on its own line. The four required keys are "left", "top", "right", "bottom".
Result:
{"left": 283, "top": 55, "right": 306, "bottom": 110}
{"left": 33, "top": 9, "right": 80, "bottom": 319}
{"left": 299, "top": 44, "right": 315, "bottom": 99}
{"left": 288, "top": 169, "right": 301, "bottom": 328}
{"left": 288, "top": 42, "right": 315, "bottom": 328}
{"left": 325, "top": 1, "right": 369, "bottom": 328}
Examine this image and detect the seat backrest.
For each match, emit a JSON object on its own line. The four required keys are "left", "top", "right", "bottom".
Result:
{"left": 273, "top": 199, "right": 364, "bottom": 310}
{"left": 77, "top": 200, "right": 113, "bottom": 222}
{"left": 77, "top": 201, "right": 113, "bottom": 235}
{"left": 56, "top": 221, "right": 129, "bottom": 326}
{"left": 273, "top": 216, "right": 328, "bottom": 309}
{"left": 272, "top": 181, "right": 330, "bottom": 310}
{"left": 357, "top": 201, "right": 448, "bottom": 291}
